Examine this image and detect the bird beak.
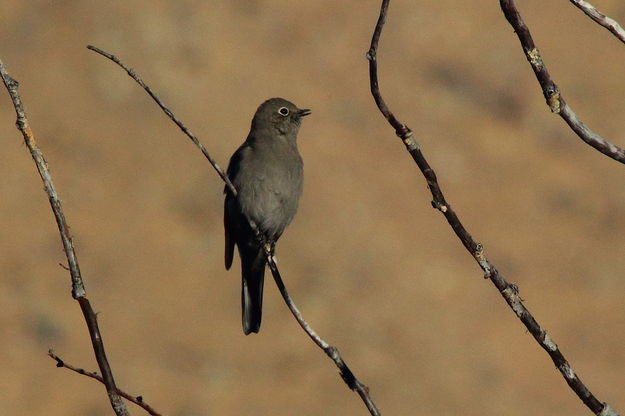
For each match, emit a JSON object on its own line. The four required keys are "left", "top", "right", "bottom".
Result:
{"left": 297, "top": 108, "right": 312, "bottom": 117}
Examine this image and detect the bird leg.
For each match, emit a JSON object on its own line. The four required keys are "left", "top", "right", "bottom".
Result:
{"left": 263, "top": 240, "right": 277, "bottom": 263}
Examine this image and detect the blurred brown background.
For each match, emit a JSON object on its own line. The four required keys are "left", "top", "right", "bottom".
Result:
{"left": 1, "top": 1, "right": 624, "bottom": 415}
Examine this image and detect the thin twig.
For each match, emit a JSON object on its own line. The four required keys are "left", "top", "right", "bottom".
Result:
{"left": 500, "top": 0, "right": 625, "bottom": 165}
{"left": 570, "top": 0, "right": 625, "bottom": 45}
{"left": 0, "top": 59, "right": 131, "bottom": 416}
{"left": 266, "top": 257, "right": 380, "bottom": 415}
{"left": 48, "top": 350, "right": 162, "bottom": 416}
{"left": 366, "top": 1, "right": 619, "bottom": 415}
{"left": 88, "top": 45, "right": 381, "bottom": 416}
{"left": 86, "top": 45, "right": 236, "bottom": 195}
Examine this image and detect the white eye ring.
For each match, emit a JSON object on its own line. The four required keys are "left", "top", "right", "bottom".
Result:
{"left": 278, "top": 107, "right": 289, "bottom": 116}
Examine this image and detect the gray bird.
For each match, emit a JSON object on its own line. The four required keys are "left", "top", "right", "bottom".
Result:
{"left": 224, "top": 97, "right": 310, "bottom": 334}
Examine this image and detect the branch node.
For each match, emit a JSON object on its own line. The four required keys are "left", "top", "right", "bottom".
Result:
{"left": 546, "top": 89, "right": 561, "bottom": 114}
{"left": 507, "top": 282, "right": 520, "bottom": 296}
{"left": 400, "top": 129, "right": 419, "bottom": 151}
{"left": 600, "top": 403, "right": 620, "bottom": 416}
{"left": 326, "top": 345, "right": 339, "bottom": 361}
{"left": 473, "top": 243, "right": 493, "bottom": 277}
{"left": 430, "top": 200, "right": 448, "bottom": 213}
{"left": 474, "top": 243, "right": 484, "bottom": 256}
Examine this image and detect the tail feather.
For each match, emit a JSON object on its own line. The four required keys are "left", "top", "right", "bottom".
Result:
{"left": 241, "top": 250, "right": 266, "bottom": 335}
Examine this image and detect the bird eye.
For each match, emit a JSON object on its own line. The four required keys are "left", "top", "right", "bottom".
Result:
{"left": 278, "top": 107, "right": 289, "bottom": 116}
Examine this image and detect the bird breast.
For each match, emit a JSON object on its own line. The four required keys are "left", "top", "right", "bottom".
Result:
{"left": 236, "top": 146, "right": 303, "bottom": 238}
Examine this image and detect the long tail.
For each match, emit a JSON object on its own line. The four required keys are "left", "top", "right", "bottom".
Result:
{"left": 241, "top": 249, "right": 266, "bottom": 335}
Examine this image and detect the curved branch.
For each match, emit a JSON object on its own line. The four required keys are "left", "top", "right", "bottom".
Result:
{"left": 0, "top": 59, "right": 131, "bottom": 416}
{"left": 500, "top": 0, "right": 625, "bottom": 164}
{"left": 88, "top": 46, "right": 380, "bottom": 416}
{"left": 570, "top": 0, "right": 625, "bottom": 45}
{"left": 366, "top": 0, "right": 619, "bottom": 415}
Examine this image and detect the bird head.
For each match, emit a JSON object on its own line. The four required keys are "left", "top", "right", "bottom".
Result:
{"left": 251, "top": 97, "right": 311, "bottom": 137}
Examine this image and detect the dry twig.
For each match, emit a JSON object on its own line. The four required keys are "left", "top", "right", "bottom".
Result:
{"left": 366, "top": 0, "right": 620, "bottom": 415}
{"left": 570, "top": 0, "right": 625, "bottom": 45}
{"left": 0, "top": 59, "right": 132, "bottom": 416}
{"left": 500, "top": 0, "right": 625, "bottom": 164}
{"left": 87, "top": 45, "right": 381, "bottom": 416}
{"left": 265, "top": 258, "right": 379, "bottom": 414}
{"left": 48, "top": 350, "right": 162, "bottom": 416}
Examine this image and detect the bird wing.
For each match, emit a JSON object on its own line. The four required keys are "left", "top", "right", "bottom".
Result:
{"left": 224, "top": 195, "right": 235, "bottom": 270}
{"left": 224, "top": 143, "right": 248, "bottom": 270}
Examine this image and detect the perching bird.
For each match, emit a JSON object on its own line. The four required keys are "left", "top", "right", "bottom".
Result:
{"left": 224, "top": 98, "right": 310, "bottom": 334}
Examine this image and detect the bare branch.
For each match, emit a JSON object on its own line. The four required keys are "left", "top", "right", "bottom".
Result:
{"left": 570, "top": 0, "right": 625, "bottom": 45}
{"left": 88, "top": 46, "right": 380, "bottom": 416}
{"left": 86, "top": 45, "right": 236, "bottom": 196}
{"left": 366, "top": 0, "right": 619, "bottom": 415}
{"left": 266, "top": 257, "right": 379, "bottom": 415}
{"left": 48, "top": 350, "right": 163, "bottom": 416}
{"left": 500, "top": 0, "right": 625, "bottom": 164}
{"left": 0, "top": 58, "right": 131, "bottom": 416}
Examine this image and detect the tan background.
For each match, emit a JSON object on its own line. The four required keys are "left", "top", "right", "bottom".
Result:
{"left": 1, "top": 1, "right": 624, "bottom": 415}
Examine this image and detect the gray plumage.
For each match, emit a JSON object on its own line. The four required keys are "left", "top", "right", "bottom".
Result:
{"left": 224, "top": 97, "right": 310, "bottom": 334}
